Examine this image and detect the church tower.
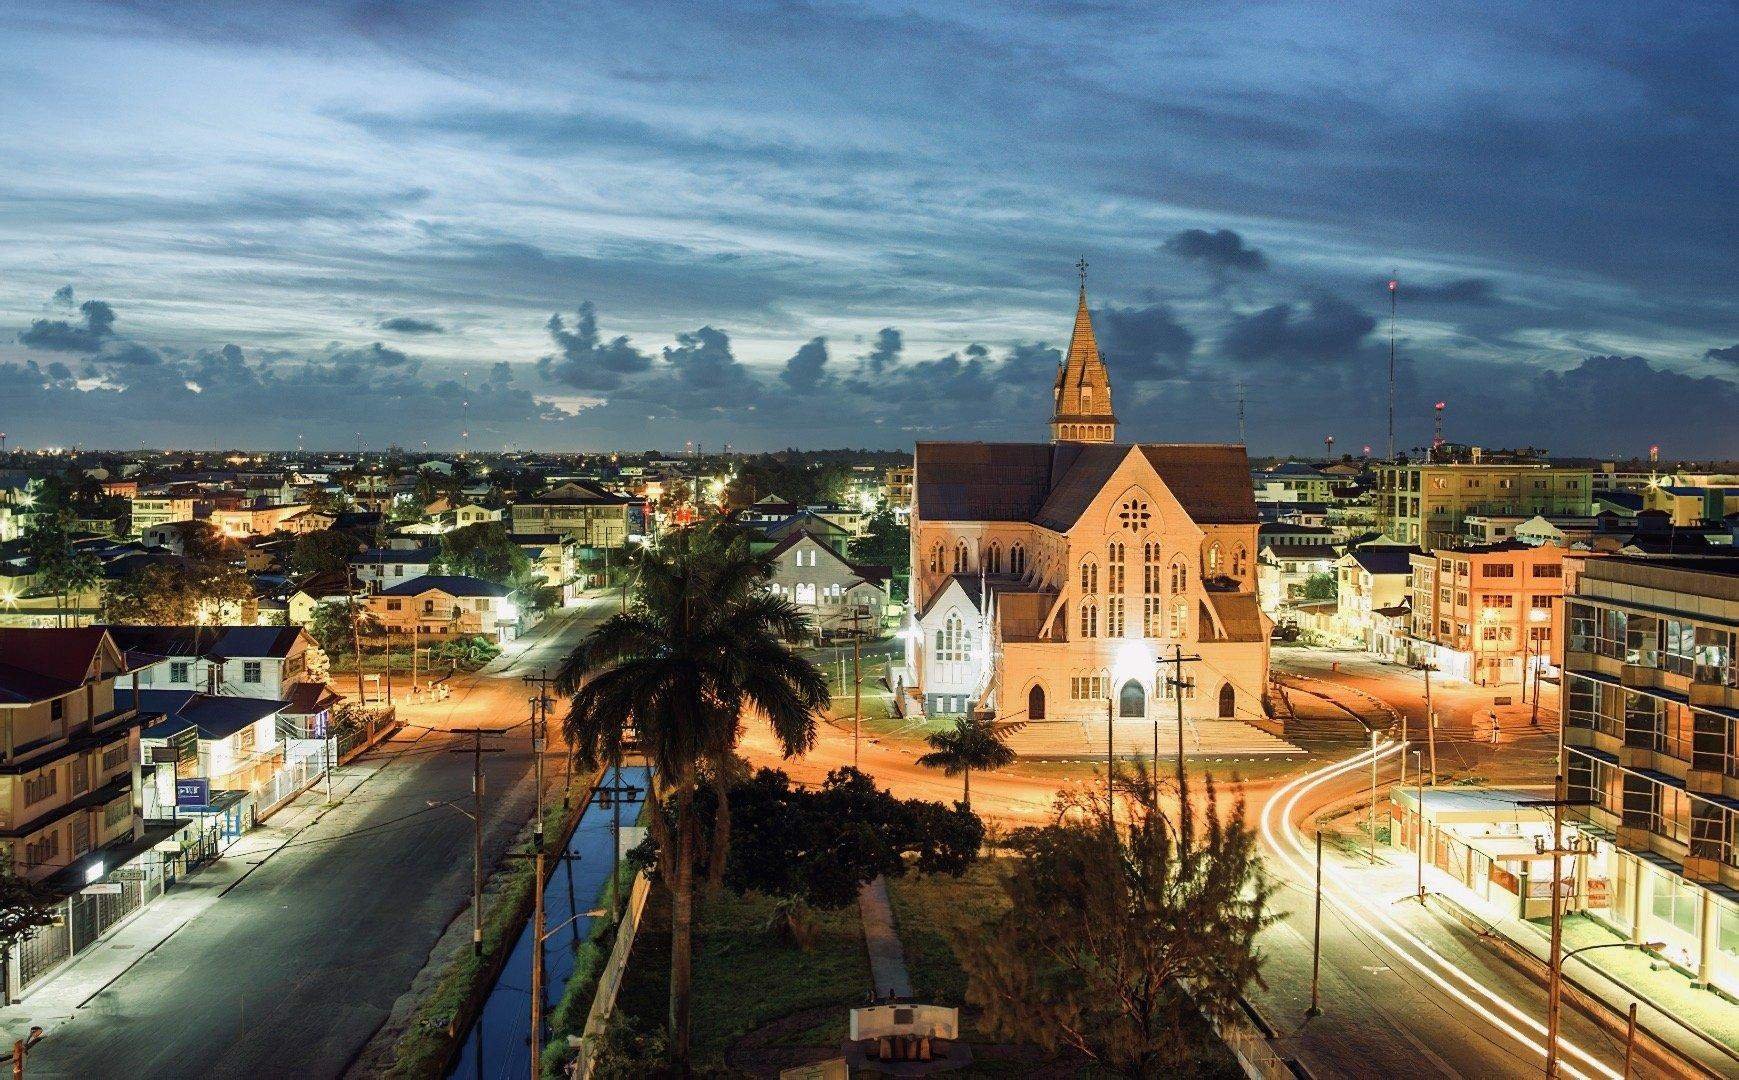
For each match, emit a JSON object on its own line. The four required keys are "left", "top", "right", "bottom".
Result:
{"left": 1050, "top": 260, "right": 1117, "bottom": 443}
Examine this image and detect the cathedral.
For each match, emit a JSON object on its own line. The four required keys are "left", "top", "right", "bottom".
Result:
{"left": 898, "top": 276, "right": 1273, "bottom": 754}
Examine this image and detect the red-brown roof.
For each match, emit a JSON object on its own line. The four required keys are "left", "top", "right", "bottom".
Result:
{"left": 0, "top": 628, "right": 112, "bottom": 704}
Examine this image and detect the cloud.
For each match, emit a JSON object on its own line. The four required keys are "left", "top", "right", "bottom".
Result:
{"left": 378, "top": 316, "right": 445, "bottom": 334}
{"left": 1704, "top": 344, "right": 1739, "bottom": 366}
{"left": 780, "top": 336, "right": 829, "bottom": 391}
{"left": 861, "top": 328, "right": 902, "bottom": 374}
{"left": 1396, "top": 277, "right": 1501, "bottom": 305}
{"left": 19, "top": 298, "right": 118, "bottom": 352}
{"left": 52, "top": 285, "right": 75, "bottom": 305}
{"left": 99, "top": 342, "right": 164, "bottom": 366}
{"left": 536, "top": 302, "right": 652, "bottom": 390}
{"left": 1093, "top": 303, "right": 1195, "bottom": 379}
{"left": 1162, "top": 228, "right": 1268, "bottom": 274}
{"left": 1220, "top": 296, "right": 1376, "bottom": 365}
{"left": 661, "top": 325, "right": 753, "bottom": 392}
{"left": 327, "top": 341, "right": 413, "bottom": 367}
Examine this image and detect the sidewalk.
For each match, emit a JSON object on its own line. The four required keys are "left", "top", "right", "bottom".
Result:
{"left": 859, "top": 876, "right": 913, "bottom": 1000}
{"left": 0, "top": 743, "right": 402, "bottom": 1046}
{"left": 1328, "top": 817, "right": 1739, "bottom": 1078}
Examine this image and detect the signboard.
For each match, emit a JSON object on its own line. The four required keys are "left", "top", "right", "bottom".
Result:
{"left": 149, "top": 746, "right": 180, "bottom": 765}
{"left": 81, "top": 883, "right": 122, "bottom": 896}
{"left": 176, "top": 777, "right": 211, "bottom": 808}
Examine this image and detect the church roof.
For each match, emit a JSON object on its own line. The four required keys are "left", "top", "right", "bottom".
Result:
{"left": 1051, "top": 286, "right": 1115, "bottom": 429}
{"left": 915, "top": 442, "right": 1258, "bottom": 528}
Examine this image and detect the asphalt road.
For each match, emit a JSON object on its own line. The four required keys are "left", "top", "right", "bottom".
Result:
{"left": 25, "top": 598, "right": 614, "bottom": 1080}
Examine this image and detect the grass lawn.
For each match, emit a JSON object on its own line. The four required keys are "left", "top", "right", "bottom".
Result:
{"left": 614, "top": 886, "right": 870, "bottom": 1068}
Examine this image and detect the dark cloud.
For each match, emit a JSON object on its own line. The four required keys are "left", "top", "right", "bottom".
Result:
{"left": 51, "top": 285, "right": 74, "bottom": 305}
{"left": 99, "top": 342, "right": 164, "bottom": 367}
{"left": 378, "top": 316, "right": 445, "bottom": 334}
{"left": 536, "top": 302, "right": 652, "bottom": 390}
{"left": 661, "top": 326, "right": 753, "bottom": 392}
{"left": 1704, "top": 344, "right": 1739, "bottom": 366}
{"left": 780, "top": 336, "right": 829, "bottom": 391}
{"left": 1396, "top": 277, "right": 1501, "bottom": 305}
{"left": 328, "top": 341, "right": 414, "bottom": 367}
{"left": 861, "top": 328, "right": 902, "bottom": 373}
{"left": 1220, "top": 296, "right": 1376, "bottom": 365}
{"left": 489, "top": 361, "right": 514, "bottom": 384}
{"left": 1162, "top": 228, "right": 1268, "bottom": 274}
{"left": 1093, "top": 303, "right": 1195, "bottom": 379}
{"left": 19, "top": 298, "right": 118, "bottom": 352}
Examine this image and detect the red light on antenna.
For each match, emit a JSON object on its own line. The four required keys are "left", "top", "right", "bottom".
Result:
{"left": 1434, "top": 401, "right": 1446, "bottom": 410}
{"left": 1650, "top": 445, "right": 1659, "bottom": 454}
{"left": 1387, "top": 280, "right": 1398, "bottom": 291}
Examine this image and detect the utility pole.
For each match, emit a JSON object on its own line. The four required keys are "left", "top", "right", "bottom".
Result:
{"left": 1520, "top": 784, "right": 1597, "bottom": 1078}
{"left": 1369, "top": 727, "right": 1380, "bottom": 863}
{"left": 1236, "top": 381, "right": 1246, "bottom": 446}
{"left": 851, "top": 606, "right": 864, "bottom": 770}
{"left": 531, "top": 847, "right": 545, "bottom": 1080}
{"left": 383, "top": 626, "right": 393, "bottom": 706}
{"left": 1623, "top": 1001, "right": 1637, "bottom": 1079}
{"left": 347, "top": 566, "right": 365, "bottom": 703}
{"left": 448, "top": 729, "right": 506, "bottom": 956}
{"left": 524, "top": 670, "right": 559, "bottom": 853}
{"left": 1307, "top": 829, "right": 1323, "bottom": 1018}
{"left": 1418, "top": 661, "right": 1438, "bottom": 785}
{"left": 1414, "top": 749, "right": 1426, "bottom": 900}
{"left": 1387, "top": 274, "right": 1398, "bottom": 462}
{"left": 1165, "top": 646, "right": 1204, "bottom": 828}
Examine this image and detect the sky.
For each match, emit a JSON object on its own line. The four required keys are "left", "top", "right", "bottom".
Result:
{"left": 1, "top": 1, "right": 1735, "bottom": 457}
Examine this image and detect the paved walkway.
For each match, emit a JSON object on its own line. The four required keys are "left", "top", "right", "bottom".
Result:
{"left": 858, "top": 876, "right": 912, "bottom": 1000}
{"left": 0, "top": 751, "right": 389, "bottom": 1045}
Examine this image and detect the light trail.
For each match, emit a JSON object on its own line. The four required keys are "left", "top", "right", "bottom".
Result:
{"left": 1259, "top": 741, "right": 1620, "bottom": 1080}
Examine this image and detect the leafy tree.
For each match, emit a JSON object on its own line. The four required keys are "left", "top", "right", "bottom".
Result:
{"left": 554, "top": 521, "right": 828, "bottom": 1069}
{"left": 176, "top": 520, "right": 236, "bottom": 563}
{"left": 104, "top": 559, "right": 252, "bottom": 624}
{"left": 289, "top": 529, "right": 361, "bottom": 578}
{"left": 852, "top": 507, "right": 908, "bottom": 567}
{"left": 723, "top": 455, "right": 848, "bottom": 508}
{"left": 1301, "top": 572, "right": 1337, "bottom": 601}
{"left": 437, "top": 522, "right": 529, "bottom": 586}
{"left": 917, "top": 712, "right": 1022, "bottom": 809}
{"left": 308, "top": 596, "right": 365, "bottom": 655}
{"left": 22, "top": 512, "right": 102, "bottom": 626}
{"left": 956, "top": 775, "right": 1276, "bottom": 1077}
{"left": 0, "top": 859, "right": 60, "bottom": 1006}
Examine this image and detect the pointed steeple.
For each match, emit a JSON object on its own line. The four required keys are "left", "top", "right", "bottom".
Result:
{"left": 1050, "top": 260, "right": 1116, "bottom": 443}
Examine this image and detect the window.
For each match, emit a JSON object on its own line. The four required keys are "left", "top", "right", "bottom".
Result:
{"left": 23, "top": 770, "right": 56, "bottom": 806}
{"left": 1663, "top": 619, "right": 1697, "bottom": 676}
{"left": 1161, "top": 673, "right": 1196, "bottom": 700}
{"left": 243, "top": 661, "right": 262, "bottom": 683}
{"left": 936, "top": 612, "right": 971, "bottom": 662}
{"left": 1486, "top": 594, "right": 1514, "bottom": 609}
{"left": 954, "top": 540, "right": 969, "bottom": 573}
{"left": 1532, "top": 563, "right": 1562, "bottom": 579}
{"left": 1118, "top": 498, "right": 1151, "bottom": 530}
{"left": 70, "top": 815, "right": 91, "bottom": 856}
{"left": 170, "top": 661, "right": 190, "bottom": 683}
{"left": 1143, "top": 543, "right": 1160, "bottom": 593}
{"left": 1530, "top": 594, "right": 1553, "bottom": 610}
{"left": 986, "top": 543, "right": 1002, "bottom": 574}
{"left": 51, "top": 698, "right": 64, "bottom": 722}
{"left": 1480, "top": 563, "right": 1515, "bottom": 578}
{"left": 1079, "top": 602, "right": 1098, "bottom": 638}
{"left": 1106, "top": 596, "right": 1125, "bottom": 637}
{"left": 929, "top": 541, "right": 944, "bottom": 573}
{"left": 1169, "top": 598, "right": 1188, "bottom": 638}
{"left": 423, "top": 599, "right": 436, "bottom": 615}
{"left": 1071, "top": 674, "right": 1109, "bottom": 700}
{"left": 1144, "top": 596, "right": 1163, "bottom": 637}
{"left": 1107, "top": 542, "right": 1125, "bottom": 592}
{"left": 1170, "top": 558, "right": 1187, "bottom": 594}
{"left": 386, "top": 599, "right": 402, "bottom": 612}
{"left": 1231, "top": 545, "right": 1248, "bottom": 577}
{"left": 1080, "top": 560, "right": 1098, "bottom": 594}
{"left": 1207, "top": 543, "right": 1221, "bottom": 575}
{"left": 1568, "top": 601, "right": 1595, "bottom": 652}
{"left": 1009, "top": 543, "right": 1025, "bottom": 576}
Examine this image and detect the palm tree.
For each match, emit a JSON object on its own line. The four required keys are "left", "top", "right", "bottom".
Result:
{"left": 918, "top": 711, "right": 1024, "bottom": 810}
{"left": 554, "top": 522, "right": 827, "bottom": 1070}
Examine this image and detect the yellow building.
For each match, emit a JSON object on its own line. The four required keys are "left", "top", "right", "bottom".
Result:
{"left": 1376, "top": 462, "right": 1592, "bottom": 549}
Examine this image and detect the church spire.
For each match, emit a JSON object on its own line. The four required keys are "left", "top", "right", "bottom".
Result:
{"left": 1050, "top": 259, "right": 1116, "bottom": 444}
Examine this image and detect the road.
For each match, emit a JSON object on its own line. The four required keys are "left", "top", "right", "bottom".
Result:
{"left": 24, "top": 597, "right": 614, "bottom": 1080}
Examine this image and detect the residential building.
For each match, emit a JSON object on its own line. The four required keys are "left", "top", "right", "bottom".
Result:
{"left": 1332, "top": 546, "right": 1416, "bottom": 650}
{"left": 1644, "top": 485, "right": 1739, "bottom": 527}
{"left": 1407, "top": 542, "right": 1572, "bottom": 685}
{"left": 1375, "top": 462, "right": 1593, "bottom": 549}
{"left": 1561, "top": 556, "right": 1739, "bottom": 994}
{"left": 902, "top": 280, "right": 1270, "bottom": 748}
{"left": 0, "top": 629, "right": 145, "bottom": 884}
{"left": 210, "top": 502, "right": 315, "bottom": 539}
{"left": 365, "top": 575, "right": 518, "bottom": 642}
{"left": 107, "top": 624, "right": 339, "bottom": 738}
{"left": 509, "top": 481, "right": 637, "bottom": 548}
{"left": 885, "top": 466, "right": 914, "bottom": 519}
{"left": 138, "top": 691, "right": 288, "bottom": 793}
{"left": 128, "top": 492, "right": 197, "bottom": 536}
{"left": 349, "top": 547, "right": 439, "bottom": 592}
{"left": 1252, "top": 461, "right": 1334, "bottom": 505}
{"left": 764, "top": 530, "right": 891, "bottom": 636}
{"left": 1256, "top": 540, "right": 1338, "bottom": 615}
{"left": 514, "top": 533, "right": 578, "bottom": 604}
{"left": 285, "top": 571, "right": 352, "bottom": 628}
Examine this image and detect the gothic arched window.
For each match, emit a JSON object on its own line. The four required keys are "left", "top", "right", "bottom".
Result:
{"left": 1170, "top": 557, "right": 1188, "bottom": 595}
{"left": 928, "top": 541, "right": 944, "bottom": 574}
{"left": 1207, "top": 542, "right": 1222, "bottom": 576}
{"left": 1107, "top": 541, "right": 1125, "bottom": 592}
{"left": 1080, "top": 559, "right": 1098, "bottom": 594}
{"left": 954, "top": 539, "right": 969, "bottom": 573}
{"left": 1169, "top": 597, "right": 1189, "bottom": 638}
{"left": 986, "top": 542, "right": 1002, "bottom": 574}
{"left": 1079, "top": 601, "right": 1098, "bottom": 638}
{"left": 1009, "top": 543, "right": 1026, "bottom": 576}
{"left": 1232, "top": 544, "right": 1248, "bottom": 578}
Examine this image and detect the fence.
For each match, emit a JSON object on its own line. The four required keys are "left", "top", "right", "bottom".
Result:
{"left": 572, "top": 869, "right": 653, "bottom": 1079}
{"left": 15, "top": 852, "right": 169, "bottom": 995}
{"left": 336, "top": 706, "right": 400, "bottom": 764}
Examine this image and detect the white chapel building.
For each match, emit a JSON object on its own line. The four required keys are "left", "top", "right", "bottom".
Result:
{"left": 898, "top": 280, "right": 1274, "bottom": 755}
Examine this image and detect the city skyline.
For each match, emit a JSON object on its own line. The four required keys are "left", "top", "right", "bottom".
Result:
{"left": 2, "top": 2, "right": 1736, "bottom": 455}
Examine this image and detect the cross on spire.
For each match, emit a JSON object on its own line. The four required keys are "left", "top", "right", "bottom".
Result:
{"left": 1075, "top": 256, "right": 1089, "bottom": 292}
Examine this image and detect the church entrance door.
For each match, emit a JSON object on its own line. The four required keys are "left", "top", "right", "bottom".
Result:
{"left": 1118, "top": 679, "right": 1145, "bottom": 718}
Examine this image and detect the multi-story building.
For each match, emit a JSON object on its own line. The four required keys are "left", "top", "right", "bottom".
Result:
{"left": 365, "top": 575, "right": 519, "bottom": 642}
{"left": 1332, "top": 546, "right": 1416, "bottom": 652}
{"left": 1375, "top": 462, "right": 1593, "bottom": 549}
{"left": 1252, "top": 461, "right": 1334, "bottom": 505}
{"left": 509, "top": 481, "right": 637, "bottom": 548}
{"left": 128, "top": 492, "right": 197, "bottom": 536}
{"left": 764, "top": 529, "right": 891, "bottom": 636}
{"left": 107, "top": 624, "right": 337, "bottom": 738}
{"left": 884, "top": 466, "right": 914, "bottom": 518}
{"left": 210, "top": 501, "right": 317, "bottom": 539}
{"left": 1406, "top": 542, "right": 1571, "bottom": 685}
{"left": 0, "top": 628, "right": 145, "bottom": 884}
{"left": 1561, "top": 556, "right": 1739, "bottom": 994}
{"left": 1643, "top": 485, "right": 1739, "bottom": 527}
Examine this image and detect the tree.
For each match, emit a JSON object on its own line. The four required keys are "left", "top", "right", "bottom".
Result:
{"left": 554, "top": 521, "right": 829, "bottom": 1069}
{"left": 917, "top": 712, "right": 1022, "bottom": 809}
{"left": 1301, "top": 572, "right": 1337, "bottom": 601}
{"left": 289, "top": 529, "right": 360, "bottom": 578}
{"left": 0, "top": 859, "right": 59, "bottom": 1006}
{"left": 43, "top": 550, "right": 102, "bottom": 628}
{"left": 437, "top": 522, "right": 529, "bottom": 586}
{"left": 104, "top": 559, "right": 252, "bottom": 624}
{"left": 956, "top": 774, "right": 1276, "bottom": 1077}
